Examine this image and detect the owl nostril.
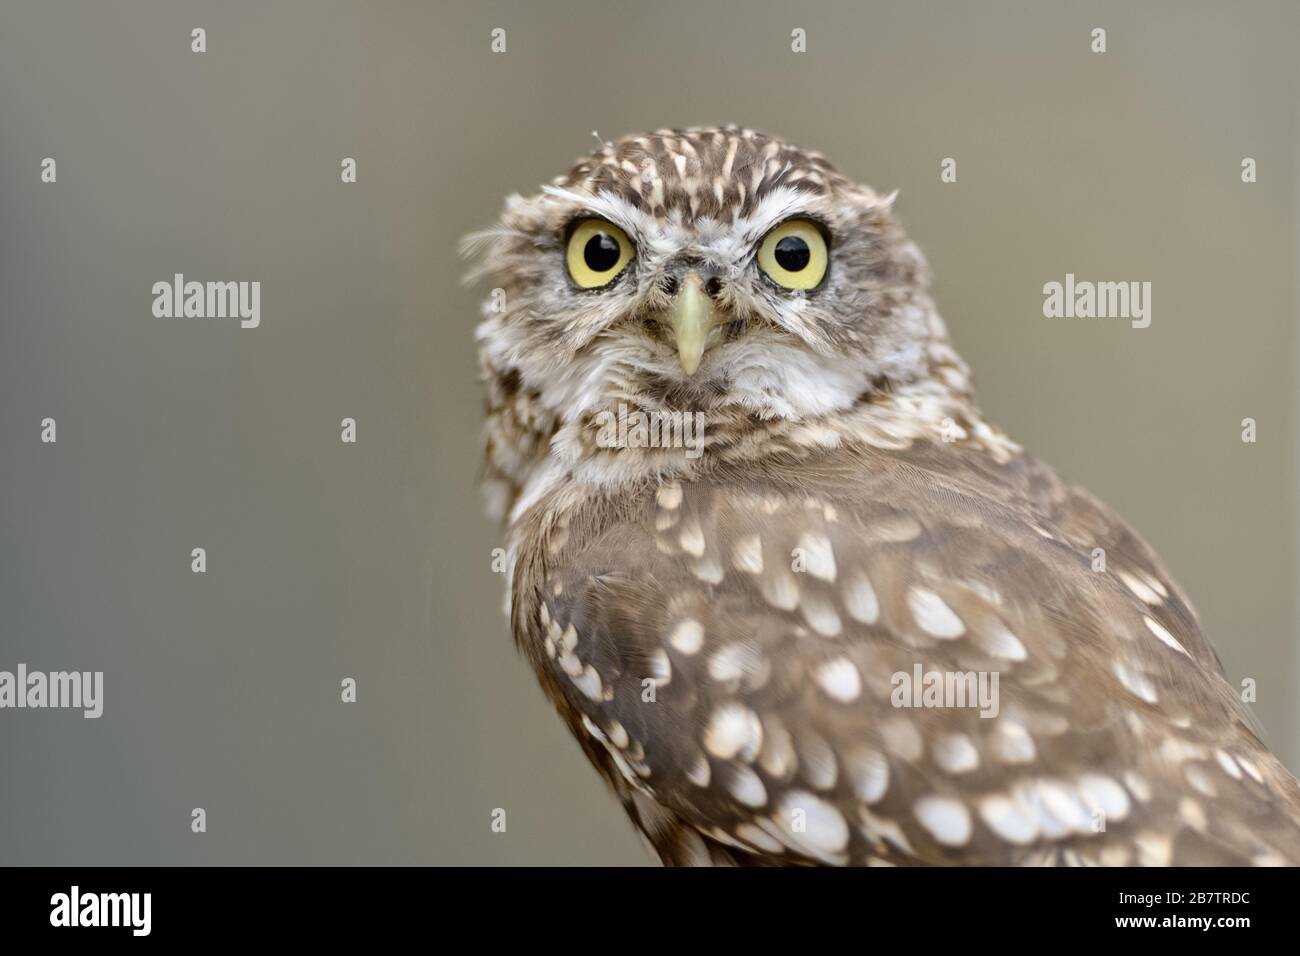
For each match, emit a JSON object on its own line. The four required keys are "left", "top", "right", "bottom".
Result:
{"left": 705, "top": 277, "right": 724, "bottom": 298}
{"left": 661, "top": 275, "right": 679, "bottom": 297}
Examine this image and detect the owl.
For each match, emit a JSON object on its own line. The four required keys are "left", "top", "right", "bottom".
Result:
{"left": 465, "top": 126, "right": 1300, "bottom": 866}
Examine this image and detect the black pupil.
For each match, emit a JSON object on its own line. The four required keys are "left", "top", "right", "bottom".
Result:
{"left": 583, "top": 232, "right": 621, "bottom": 272}
{"left": 774, "top": 235, "right": 811, "bottom": 272}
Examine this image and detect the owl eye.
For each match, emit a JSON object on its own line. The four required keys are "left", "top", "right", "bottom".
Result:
{"left": 757, "top": 219, "right": 828, "bottom": 290}
{"left": 566, "top": 219, "right": 635, "bottom": 289}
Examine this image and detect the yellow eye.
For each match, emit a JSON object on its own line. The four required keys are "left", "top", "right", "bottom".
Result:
{"left": 757, "top": 219, "right": 828, "bottom": 290}
{"left": 566, "top": 219, "right": 635, "bottom": 289}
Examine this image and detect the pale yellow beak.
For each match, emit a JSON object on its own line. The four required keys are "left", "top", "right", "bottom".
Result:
{"left": 669, "top": 272, "right": 715, "bottom": 375}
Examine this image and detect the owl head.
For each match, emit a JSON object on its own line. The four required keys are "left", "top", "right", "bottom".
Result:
{"left": 466, "top": 128, "right": 970, "bottom": 436}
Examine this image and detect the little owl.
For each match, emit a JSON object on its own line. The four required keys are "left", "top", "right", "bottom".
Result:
{"left": 465, "top": 126, "right": 1300, "bottom": 866}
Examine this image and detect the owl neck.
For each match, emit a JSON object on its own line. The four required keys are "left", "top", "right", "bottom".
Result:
{"left": 482, "top": 347, "right": 1017, "bottom": 531}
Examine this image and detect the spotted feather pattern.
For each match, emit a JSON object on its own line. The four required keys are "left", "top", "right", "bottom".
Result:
{"left": 511, "top": 439, "right": 1300, "bottom": 866}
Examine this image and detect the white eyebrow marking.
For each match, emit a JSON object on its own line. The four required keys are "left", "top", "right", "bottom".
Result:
{"left": 541, "top": 186, "right": 670, "bottom": 251}
{"left": 724, "top": 185, "right": 818, "bottom": 249}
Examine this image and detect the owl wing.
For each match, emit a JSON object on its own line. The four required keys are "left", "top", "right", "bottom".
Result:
{"left": 514, "top": 441, "right": 1300, "bottom": 865}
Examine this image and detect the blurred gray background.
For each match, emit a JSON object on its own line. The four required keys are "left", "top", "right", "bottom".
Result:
{"left": 0, "top": 0, "right": 1295, "bottom": 864}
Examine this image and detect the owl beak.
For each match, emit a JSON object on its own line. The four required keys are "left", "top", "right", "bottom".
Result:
{"left": 669, "top": 272, "right": 715, "bottom": 376}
